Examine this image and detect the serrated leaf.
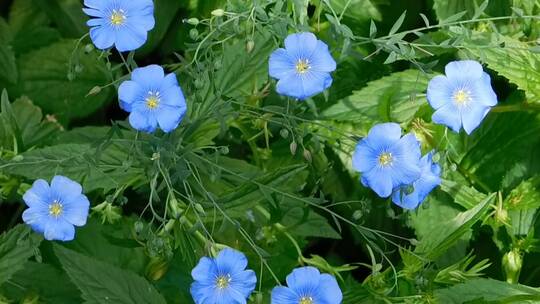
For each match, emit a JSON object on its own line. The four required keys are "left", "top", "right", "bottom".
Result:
{"left": 440, "top": 179, "right": 487, "bottom": 209}
{"left": 15, "top": 39, "right": 113, "bottom": 122}
{"left": 0, "top": 225, "right": 43, "bottom": 286}
{"left": 435, "top": 278, "right": 540, "bottom": 303}
{"left": 54, "top": 245, "right": 166, "bottom": 304}
{"left": 0, "top": 143, "right": 143, "bottom": 193}
{"left": 467, "top": 35, "right": 540, "bottom": 103}
{"left": 415, "top": 193, "right": 495, "bottom": 260}
{"left": 322, "top": 69, "right": 433, "bottom": 124}
{"left": 33, "top": 0, "right": 87, "bottom": 38}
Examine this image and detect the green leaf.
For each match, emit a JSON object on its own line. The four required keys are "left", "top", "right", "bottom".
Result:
{"left": 322, "top": 69, "right": 433, "bottom": 124}
{"left": 15, "top": 39, "right": 113, "bottom": 122}
{"left": 54, "top": 245, "right": 166, "bottom": 304}
{"left": 0, "top": 43, "right": 17, "bottom": 84}
{"left": 324, "top": 0, "right": 381, "bottom": 22}
{"left": 433, "top": 0, "right": 511, "bottom": 21}
{"left": 0, "top": 225, "right": 43, "bottom": 287}
{"left": 440, "top": 179, "right": 487, "bottom": 209}
{"left": 32, "top": 0, "right": 87, "bottom": 38}
{"left": 505, "top": 176, "right": 540, "bottom": 236}
{"left": 435, "top": 278, "right": 540, "bottom": 303}
{"left": 0, "top": 143, "right": 143, "bottom": 193}
{"left": 467, "top": 35, "right": 540, "bottom": 104}
{"left": 389, "top": 11, "right": 407, "bottom": 35}
{"left": 415, "top": 193, "right": 495, "bottom": 260}
{"left": 1, "top": 261, "right": 82, "bottom": 303}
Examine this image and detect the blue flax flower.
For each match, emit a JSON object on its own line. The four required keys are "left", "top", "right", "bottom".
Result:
{"left": 352, "top": 123, "right": 421, "bottom": 198}
{"left": 427, "top": 60, "right": 497, "bottom": 134}
{"left": 118, "top": 65, "right": 187, "bottom": 133}
{"left": 269, "top": 32, "right": 336, "bottom": 100}
{"left": 271, "top": 266, "right": 342, "bottom": 304}
{"left": 191, "top": 248, "right": 257, "bottom": 304}
{"left": 83, "top": 0, "right": 155, "bottom": 52}
{"left": 392, "top": 151, "right": 441, "bottom": 209}
{"left": 22, "top": 176, "right": 90, "bottom": 241}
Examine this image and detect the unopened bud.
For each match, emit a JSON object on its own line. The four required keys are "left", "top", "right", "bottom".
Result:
{"left": 290, "top": 141, "right": 297, "bottom": 155}
{"left": 246, "top": 40, "right": 255, "bottom": 53}
{"left": 186, "top": 17, "right": 199, "bottom": 25}
{"left": 503, "top": 249, "right": 522, "bottom": 284}
{"left": 211, "top": 9, "right": 225, "bottom": 17}
{"left": 86, "top": 86, "right": 102, "bottom": 96}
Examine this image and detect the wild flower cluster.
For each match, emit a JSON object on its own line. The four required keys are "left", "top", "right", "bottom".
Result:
{"left": 2, "top": 0, "right": 539, "bottom": 303}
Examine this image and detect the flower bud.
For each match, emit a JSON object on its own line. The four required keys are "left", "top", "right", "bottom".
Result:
{"left": 86, "top": 86, "right": 102, "bottom": 96}
{"left": 186, "top": 17, "right": 199, "bottom": 25}
{"left": 503, "top": 249, "right": 522, "bottom": 284}
{"left": 246, "top": 40, "right": 255, "bottom": 53}
{"left": 84, "top": 44, "right": 94, "bottom": 53}
{"left": 290, "top": 141, "right": 297, "bottom": 155}
{"left": 189, "top": 28, "right": 199, "bottom": 40}
{"left": 211, "top": 9, "right": 225, "bottom": 17}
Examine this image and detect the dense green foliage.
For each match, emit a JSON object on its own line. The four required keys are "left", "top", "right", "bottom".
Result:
{"left": 1, "top": 0, "right": 540, "bottom": 303}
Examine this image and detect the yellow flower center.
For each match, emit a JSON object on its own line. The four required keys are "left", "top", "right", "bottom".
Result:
{"left": 299, "top": 296, "right": 314, "bottom": 304}
{"left": 110, "top": 9, "right": 126, "bottom": 26}
{"left": 145, "top": 91, "right": 160, "bottom": 109}
{"left": 216, "top": 274, "right": 231, "bottom": 289}
{"left": 49, "top": 201, "right": 63, "bottom": 217}
{"left": 378, "top": 152, "right": 393, "bottom": 166}
{"left": 453, "top": 89, "right": 471, "bottom": 106}
{"left": 296, "top": 59, "right": 310, "bottom": 74}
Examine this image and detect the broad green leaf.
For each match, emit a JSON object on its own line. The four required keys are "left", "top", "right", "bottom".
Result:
{"left": 322, "top": 69, "right": 433, "bottom": 124}
{"left": 0, "top": 225, "right": 43, "bottom": 286}
{"left": 324, "top": 0, "right": 381, "bottom": 22}
{"left": 293, "top": 0, "right": 309, "bottom": 25}
{"left": 8, "top": 0, "right": 49, "bottom": 35}
{"left": 505, "top": 176, "right": 540, "bottom": 236}
{"left": 460, "top": 112, "right": 540, "bottom": 189}
{"left": 54, "top": 245, "right": 166, "bottom": 304}
{"left": 1, "top": 261, "right": 81, "bottom": 303}
{"left": 0, "top": 143, "right": 143, "bottom": 193}
{"left": 467, "top": 35, "right": 540, "bottom": 103}
{"left": 281, "top": 197, "right": 341, "bottom": 239}
{"left": 33, "top": 0, "right": 87, "bottom": 38}
{"left": 15, "top": 40, "right": 113, "bottom": 122}
{"left": 435, "top": 278, "right": 540, "bottom": 303}
{"left": 440, "top": 179, "right": 487, "bottom": 209}
{"left": 0, "top": 43, "right": 17, "bottom": 84}
{"left": 415, "top": 193, "right": 495, "bottom": 260}
{"left": 433, "top": 0, "right": 511, "bottom": 21}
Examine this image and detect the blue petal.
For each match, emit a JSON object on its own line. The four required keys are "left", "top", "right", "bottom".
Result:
{"left": 126, "top": 14, "right": 155, "bottom": 32}
{"left": 124, "top": 0, "right": 154, "bottom": 18}
{"left": 132, "top": 65, "right": 165, "bottom": 90}
{"left": 23, "top": 179, "right": 50, "bottom": 208}
{"left": 276, "top": 71, "right": 331, "bottom": 100}
{"left": 89, "top": 26, "right": 115, "bottom": 50}
{"left": 43, "top": 218, "right": 75, "bottom": 241}
{"left": 271, "top": 286, "right": 298, "bottom": 304}
{"left": 310, "top": 40, "right": 336, "bottom": 73}
{"left": 84, "top": 0, "right": 102, "bottom": 9}
{"left": 352, "top": 140, "right": 378, "bottom": 173}
{"left": 156, "top": 106, "right": 183, "bottom": 133}
{"left": 161, "top": 73, "right": 180, "bottom": 91}
{"left": 318, "top": 274, "right": 342, "bottom": 304}
{"left": 161, "top": 85, "right": 186, "bottom": 107}
{"left": 269, "top": 48, "right": 295, "bottom": 79}
{"left": 392, "top": 187, "right": 421, "bottom": 209}
{"left": 472, "top": 72, "right": 497, "bottom": 107}
{"left": 192, "top": 256, "right": 218, "bottom": 284}
{"left": 432, "top": 102, "right": 462, "bottom": 132}
{"left": 128, "top": 109, "right": 157, "bottom": 133}
{"left": 365, "top": 122, "right": 402, "bottom": 151}
{"left": 362, "top": 167, "right": 394, "bottom": 198}
{"left": 190, "top": 281, "right": 215, "bottom": 304}
{"left": 118, "top": 80, "right": 144, "bottom": 112}
{"left": 390, "top": 133, "right": 421, "bottom": 186}
{"left": 216, "top": 248, "right": 248, "bottom": 275}
{"left": 462, "top": 103, "right": 490, "bottom": 134}
{"left": 231, "top": 269, "right": 257, "bottom": 298}
{"left": 427, "top": 75, "right": 452, "bottom": 110}
{"left": 51, "top": 176, "right": 82, "bottom": 199}
{"left": 445, "top": 60, "right": 483, "bottom": 81}
{"left": 285, "top": 267, "right": 320, "bottom": 295}
{"left": 62, "top": 194, "right": 90, "bottom": 227}
{"left": 284, "top": 32, "right": 318, "bottom": 60}
{"left": 115, "top": 25, "right": 147, "bottom": 52}
{"left": 83, "top": 8, "right": 105, "bottom": 18}
{"left": 22, "top": 207, "right": 48, "bottom": 233}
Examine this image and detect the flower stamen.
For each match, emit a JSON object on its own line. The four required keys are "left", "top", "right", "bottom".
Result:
{"left": 299, "top": 296, "right": 314, "bottom": 304}
{"left": 48, "top": 200, "right": 63, "bottom": 218}
{"left": 295, "top": 59, "right": 310, "bottom": 74}
{"left": 110, "top": 9, "right": 126, "bottom": 26}
{"left": 215, "top": 274, "right": 231, "bottom": 289}
{"left": 453, "top": 89, "right": 472, "bottom": 106}
{"left": 145, "top": 91, "right": 160, "bottom": 109}
{"left": 378, "top": 152, "right": 393, "bottom": 167}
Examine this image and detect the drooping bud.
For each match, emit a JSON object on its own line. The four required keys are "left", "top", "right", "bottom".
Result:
{"left": 502, "top": 249, "right": 522, "bottom": 284}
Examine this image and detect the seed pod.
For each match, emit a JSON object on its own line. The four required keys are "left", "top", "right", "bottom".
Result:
{"left": 246, "top": 40, "right": 255, "bottom": 53}
{"left": 186, "top": 17, "right": 199, "bottom": 25}
{"left": 211, "top": 9, "right": 225, "bottom": 17}
{"left": 87, "top": 86, "right": 102, "bottom": 96}
{"left": 189, "top": 28, "right": 199, "bottom": 40}
{"left": 290, "top": 141, "right": 297, "bottom": 155}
